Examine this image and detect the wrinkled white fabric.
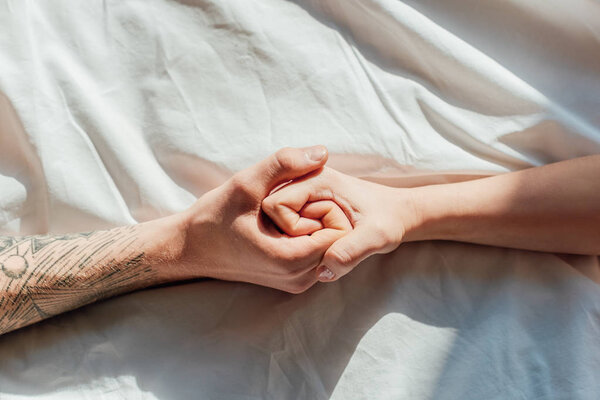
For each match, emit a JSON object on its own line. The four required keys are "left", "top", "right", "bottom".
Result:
{"left": 0, "top": 0, "right": 599, "bottom": 399}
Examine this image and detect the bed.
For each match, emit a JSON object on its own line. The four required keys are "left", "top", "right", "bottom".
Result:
{"left": 1, "top": 0, "right": 599, "bottom": 398}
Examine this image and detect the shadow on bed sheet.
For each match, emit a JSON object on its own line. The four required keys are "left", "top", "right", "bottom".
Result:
{"left": 0, "top": 240, "right": 598, "bottom": 399}
{"left": 0, "top": 91, "right": 50, "bottom": 235}
{"left": 282, "top": 0, "right": 600, "bottom": 167}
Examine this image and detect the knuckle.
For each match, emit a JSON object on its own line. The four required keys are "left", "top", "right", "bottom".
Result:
{"left": 229, "top": 174, "right": 251, "bottom": 194}
{"left": 328, "top": 247, "right": 354, "bottom": 267}
{"left": 277, "top": 208, "right": 298, "bottom": 233}
{"left": 274, "top": 147, "right": 298, "bottom": 171}
{"left": 324, "top": 166, "right": 340, "bottom": 182}
{"left": 320, "top": 167, "right": 342, "bottom": 189}
{"left": 229, "top": 174, "right": 260, "bottom": 204}
{"left": 370, "top": 221, "right": 394, "bottom": 248}
{"left": 261, "top": 196, "right": 276, "bottom": 214}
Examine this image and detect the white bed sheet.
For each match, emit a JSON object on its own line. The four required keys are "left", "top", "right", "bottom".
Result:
{"left": 0, "top": 0, "right": 599, "bottom": 398}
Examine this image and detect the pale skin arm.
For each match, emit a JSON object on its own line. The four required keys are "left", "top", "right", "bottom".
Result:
{"left": 263, "top": 154, "right": 600, "bottom": 281}
{"left": 0, "top": 146, "right": 350, "bottom": 335}
{"left": 407, "top": 155, "right": 600, "bottom": 254}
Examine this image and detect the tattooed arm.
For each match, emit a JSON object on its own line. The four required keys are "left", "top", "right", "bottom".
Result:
{"left": 0, "top": 216, "right": 187, "bottom": 335}
{"left": 0, "top": 146, "right": 346, "bottom": 335}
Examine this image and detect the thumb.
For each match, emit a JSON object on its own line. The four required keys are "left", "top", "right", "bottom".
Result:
{"left": 250, "top": 146, "right": 328, "bottom": 197}
{"left": 317, "top": 226, "right": 383, "bottom": 282}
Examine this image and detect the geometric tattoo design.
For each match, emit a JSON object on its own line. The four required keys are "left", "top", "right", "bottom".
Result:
{"left": 0, "top": 226, "right": 156, "bottom": 335}
{"left": 0, "top": 232, "right": 93, "bottom": 279}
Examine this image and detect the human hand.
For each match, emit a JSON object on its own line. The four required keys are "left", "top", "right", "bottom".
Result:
{"left": 262, "top": 166, "right": 420, "bottom": 282}
{"left": 176, "top": 147, "right": 351, "bottom": 293}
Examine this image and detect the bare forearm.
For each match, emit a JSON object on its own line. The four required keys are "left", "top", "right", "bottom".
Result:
{"left": 0, "top": 214, "right": 187, "bottom": 335}
{"left": 405, "top": 155, "right": 600, "bottom": 255}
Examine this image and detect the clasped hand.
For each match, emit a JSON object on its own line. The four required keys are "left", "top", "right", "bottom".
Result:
{"left": 180, "top": 146, "right": 416, "bottom": 293}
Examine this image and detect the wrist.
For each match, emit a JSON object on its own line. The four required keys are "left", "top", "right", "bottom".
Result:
{"left": 140, "top": 211, "right": 192, "bottom": 283}
{"left": 399, "top": 184, "right": 461, "bottom": 243}
{"left": 389, "top": 187, "right": 422, "bottom": 243}
{"left": 175, "top": 192, "right": 223, "bottom": 280}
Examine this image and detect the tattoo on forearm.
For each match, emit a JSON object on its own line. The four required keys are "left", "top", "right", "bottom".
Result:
{"left": 0, "top": 226, "right": 157, "bottom": 335}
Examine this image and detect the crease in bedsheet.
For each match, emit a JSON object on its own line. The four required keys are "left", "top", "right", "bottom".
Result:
{"left": 382, "top": 0, "right": 600, "bottom": 144}
{"left": 5, "top": 0, "right": 16, "bottom": 14}
{"left": 267, "top": 285, "right": 352, "bottom": 399}
{"left": 348, "top": 43, "right": 417, "bottom": 163}
{"left": 16, "top": 2, "right": 141, "bottom": 224}
{"left": 293, "top": 1, "right": 539, "bottom": 169}
{"left": 319, "top": 0, "right": 600, "bottom": 165}
{"left": 55, "top": 86, "right": 134, "bottom": 222}
{"left": 0, "top": 91, "right": 50, "bottom": 234}
{"left": 339, "top": 0, "right": 447, "bottom": 102}
{"left": 272, "top": 319, "right": 329, "bottom": 399}
{"left": 325, "top": 0, "right": 545, "bottom": 111}
{"left": 325, "top": 0, "right": 596, "bottom": 154}
{"left": 47, "top": 52, "right": 188, "bottom": 220}
{"left": 299, "top": 0, "right": 419, "bottom": 162}
{"left": 248, "top": 54, "right": 275, "bottom": 149}
{"left": 417, "top": 97, "right": 539, "bottom": 169}
{"left": 424, "top": 247, "right": 600, "bottom": 399}
{"left": 267, "top": 352, "right": 294, "bottom": 391}
{"left": 156, "top": 42, "right": 209, "bottom": 140}
{"left": 330, "top": 312, "right": 458, "bottom": 399}
{"left": 290, "top": 71, "right": 362, "bottom": 151}
{"left": 24, "top": 2, "right": 55, "bottom": 138}
{"left": 243, "top": 27, "right": 280, "bottom": 149}
{"left": 394, "top": 0, "right": 600, "bottom": 144}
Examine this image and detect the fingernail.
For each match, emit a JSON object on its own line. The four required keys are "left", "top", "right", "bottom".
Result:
{"left": 305, "top": 145, "right": 327, "bottom": 162}
{"left": 318, "top": 266, "right": 335, "bottom": 280}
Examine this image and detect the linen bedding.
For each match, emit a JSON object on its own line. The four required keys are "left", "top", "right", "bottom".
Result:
{"left": 0, "top": 0, "right": 599, "bottom": 398}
